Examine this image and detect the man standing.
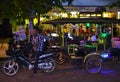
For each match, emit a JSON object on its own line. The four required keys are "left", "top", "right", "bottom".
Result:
{"left": 30, "top": 26, "right": 51, "bottom": 74}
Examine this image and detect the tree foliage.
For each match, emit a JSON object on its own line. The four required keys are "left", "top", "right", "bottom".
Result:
{"left": 0, "top": 0, "right": 74, "bottom": 20}
{"left": 107, "top": 0, "right": 120, "bottom": 7}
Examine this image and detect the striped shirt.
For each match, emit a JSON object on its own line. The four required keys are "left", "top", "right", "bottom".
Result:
{"left": 31, "top": 33, "right": 51, "bottom": 51}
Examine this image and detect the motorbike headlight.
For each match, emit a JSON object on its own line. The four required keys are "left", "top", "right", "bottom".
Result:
{"left": 74, "top": 48, "right": 78, "bottom": 51}
{"left": 101, "top": 53, "right": 111, "bottom": 59}
{"left": 16, "top": 44, "right": 21, "bottom": 48}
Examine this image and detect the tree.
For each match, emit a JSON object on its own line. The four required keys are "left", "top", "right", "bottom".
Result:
{"left": 107, "top": 0, "right": 120, "bottom": 7}
{"left": 0, "top": 0, "right": 74, "bottom": 38}
{"left": 0, "top": 0, "right": 74, "bottom": 25}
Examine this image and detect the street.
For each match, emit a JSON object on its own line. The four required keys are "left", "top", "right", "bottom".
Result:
{"left": 0, "top": 60, "right": 120, "bottom": 82}
{"left": 0, "top": 1, "right": 120, "bottom": 82}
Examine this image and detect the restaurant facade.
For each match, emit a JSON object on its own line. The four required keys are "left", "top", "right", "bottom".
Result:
{"left": 41, "top": 6, "right": 120, "bottom": 49}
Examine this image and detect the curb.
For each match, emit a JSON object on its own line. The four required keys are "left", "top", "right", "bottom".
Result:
{"left": 0, "top": 57, "right": 8, "bottom": 61}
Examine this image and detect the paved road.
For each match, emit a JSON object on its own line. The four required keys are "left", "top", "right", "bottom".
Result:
{"left": 0, "top": 60, "right": 120, "bottom": 82}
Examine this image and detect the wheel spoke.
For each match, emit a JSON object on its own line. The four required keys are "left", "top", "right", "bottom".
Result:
{"left": 8, "top": 68, "right": 13, "bottom": 74}
{"left": 3, "top": 66, "right": 10, "bottom": 70}
{"left": 12, "top": 68, "right": 16, "bottom": 73}
{"left": 11, "top": 62, "right": 15, "bottom": 67}
{"left": 8, "top": 61, "right": 11, "bottom": 67}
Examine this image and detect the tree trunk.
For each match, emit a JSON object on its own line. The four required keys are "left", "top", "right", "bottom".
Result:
{"left": 1, "top": 18, "right": 12, "bottom": 38}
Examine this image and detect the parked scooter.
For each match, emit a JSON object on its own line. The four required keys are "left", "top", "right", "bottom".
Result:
{"left": 2, "top": 37, "right": 56, "bottom": 76}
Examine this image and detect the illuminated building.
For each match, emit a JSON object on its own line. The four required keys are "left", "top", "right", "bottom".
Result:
{"left": 42, "top": 6, "right": 120, "bottom": 49}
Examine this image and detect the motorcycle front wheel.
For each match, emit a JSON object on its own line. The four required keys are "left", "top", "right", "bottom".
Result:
{"left": 2, "top": 59, "right": 19, "bottom": 76}
{"left": 85, "top": 58, "right": 102, "bottom": 74}
{"left": 41, "top": 58, "right": 56, "bottom": 73}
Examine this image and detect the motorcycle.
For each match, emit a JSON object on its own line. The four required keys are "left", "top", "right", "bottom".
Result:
{"left": 53, "top": 34, "right": 103, "bottom": 74}
{"left": 2, "top": 38, "right": 56, "bottom": 76}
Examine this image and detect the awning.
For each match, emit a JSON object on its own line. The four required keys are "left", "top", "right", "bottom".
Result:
{"left": 42, "top": 18, "right": 120, "bottom": 24}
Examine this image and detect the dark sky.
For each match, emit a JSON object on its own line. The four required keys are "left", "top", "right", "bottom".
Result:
{"left": 63, "top": 0, "right": 119, "bottom": 6}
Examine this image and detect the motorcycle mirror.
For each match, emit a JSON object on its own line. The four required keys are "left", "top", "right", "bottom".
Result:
{"left": 68, "top": 33, "right": 73, "bottom": 40}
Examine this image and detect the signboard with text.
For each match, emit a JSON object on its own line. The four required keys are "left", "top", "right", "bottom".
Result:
{"left": 51, "top": 6, "right": 118, "bottom": 12}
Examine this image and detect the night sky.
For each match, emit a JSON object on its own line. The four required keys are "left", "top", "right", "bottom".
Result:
{"left": 63, "top": 0, "right": 119, "bottom": 6}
